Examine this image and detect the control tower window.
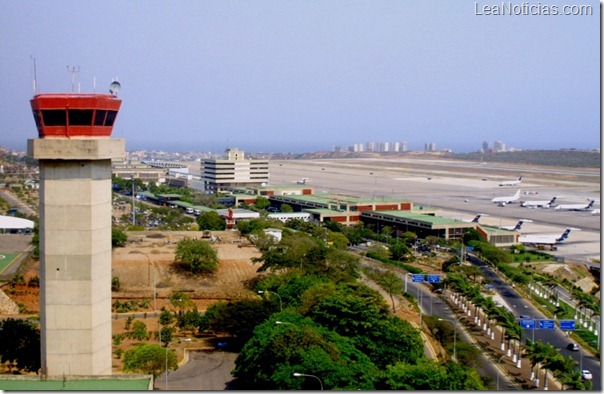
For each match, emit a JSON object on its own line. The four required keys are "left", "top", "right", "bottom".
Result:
{"left": 32, "top": 110, "right": 42, "bottom": 129}
{"left": 41, "top": 110, "right": 67, "bottom": 126}
{"left": 105, "top": 111, "right": 118, "bottom": 126}
{"left": 94, "top": 110, "right": 107, "bottom": 126}
{"left": 68, "top": 109, "right": 94, "bottom": 126}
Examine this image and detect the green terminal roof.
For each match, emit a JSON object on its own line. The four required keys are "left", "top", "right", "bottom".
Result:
{"left": 0, "top": 375, "right": 152, "bottom": 391}
{"left": 371, "top": 210, "right": 468, "bottom": 225}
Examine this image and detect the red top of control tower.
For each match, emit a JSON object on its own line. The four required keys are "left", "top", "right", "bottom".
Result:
{"left": 30, "top": 81, "right": 122, "bottom": 139}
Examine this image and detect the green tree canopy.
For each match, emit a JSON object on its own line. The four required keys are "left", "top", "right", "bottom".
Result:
{"left": 196, "top": 211, "right": 226, "bottom": 231}
{"left": 379, "top": 359, "right": 486, "bottom": 390}
{"left": 233, "top": 312, "right": 378, "bottom": 390}
{"left": 280, "top": 203, "right": 294, "bottom": 213}
{"left": 0, "top": 318, "right": 40, "bottom": 373}
{"left": 174, "top": 238, "right": 219, "bottom": 274}
{"left": 111, "top": 228, "right": 128, "bottom": 247}
{"left": 122, "top": 343, "right": 177, "bottom": 378}
{"left": 253, "top": 196, "right": 270, "bottom": 210}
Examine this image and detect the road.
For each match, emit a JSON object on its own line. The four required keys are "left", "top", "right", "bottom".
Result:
{"left": 406, "top": 279, "right": 518, "bottom": 390}
{"left": 469, "top": 255, "right": 601, "bottom": 390}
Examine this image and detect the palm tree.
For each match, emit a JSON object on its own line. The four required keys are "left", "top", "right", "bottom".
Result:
{"left": 523, "top": 339, "right": 545, "bottom": 381}
{"left": 540, "top": 343, "right": 560, "bottom": 390}
{"left": 551, "top": 355, "right": 580, "bottom": 389}
{"left": 558, "top": 369, "right": 586, "bottom": 390}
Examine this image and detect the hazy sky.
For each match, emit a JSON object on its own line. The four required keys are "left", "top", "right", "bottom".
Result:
{"left": 0, "top": 1, "right": 599, "bottom": 153}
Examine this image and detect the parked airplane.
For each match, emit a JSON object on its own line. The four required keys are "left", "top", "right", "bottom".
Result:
{"left": 491, "top": 190, "right": 521, "bottom": 206}
{"left": 521, "top": 197, "right": 557, "bottom": 209}
{"left": 518, "top": 227, "right": 577, "bottom": 247}
{"left": 499, "top": 176, "right": 522, "bottom": 186}
{"left": 463, "top": 214, "right": 486, "bottom": 223}
{"left": 554, "top": 199, "right": 595, "bottom": 211}
{"left": 500, "top": 219, "right": 532, "bottom": 231}
{"left": 296, "top": 178, "right": 309, "bottom": 185}
{"left": 591, "top": 209, "right": 600, "bottom": 216}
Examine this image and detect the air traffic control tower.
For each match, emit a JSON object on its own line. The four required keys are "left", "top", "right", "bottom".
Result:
{"left": 27, "top": 81, "right": 125, "bottom": 376}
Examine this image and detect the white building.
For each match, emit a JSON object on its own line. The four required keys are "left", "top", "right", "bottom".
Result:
{"left": 201, "top": 148, "right": 269, "bottom": 193}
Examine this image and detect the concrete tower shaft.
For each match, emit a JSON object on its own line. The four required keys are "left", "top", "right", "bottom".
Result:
{"left": 28, "top": 138, "right": 124, "bottom": 376}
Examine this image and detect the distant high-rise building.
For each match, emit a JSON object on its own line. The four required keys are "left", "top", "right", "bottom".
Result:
{"left": 392, "top": 142, "right": 400, "bottom": 152}
{"left": 400, "top": 141, "right": 408, "bottom": 152}
{"left": 353, "top": 143, "right": 365, "bottom": 152}
{"left": 366, "top": 141, "right": 376, "bottom": 152}
{"left": 425, "top": 142, "right": 436, "bottom": 151}
{"left": 482, "top": 140, "right": 489, "bottom": 151}
{"left": 493, "top": 141, "right": 506, "bottom": 152}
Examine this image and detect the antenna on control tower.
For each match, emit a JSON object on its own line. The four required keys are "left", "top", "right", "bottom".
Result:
{"left": 66, "top": 66, "right": 80, "bottom": 92}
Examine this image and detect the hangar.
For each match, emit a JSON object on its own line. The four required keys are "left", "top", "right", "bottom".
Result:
{"left": 0, "top": 215, "right": 34, "bottom": 234}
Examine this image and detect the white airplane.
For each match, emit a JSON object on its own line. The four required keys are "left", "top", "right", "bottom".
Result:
{"left": 500, "top": 219, "right": 532, "bottom": 231}
{"left": 521, "top": 197, "right": 557, "bottom": 209}
{"left": 491, "top": 190, "right": 521, "bottom": 206}
{"left": 499, "top": 176, "right": 522, "bottom": 186}
{"left": 554, "top": 199, "right": 595, "bottom": 211}
{"left": 462, "top": 214, "right": 487, "bottom": 223}
{"left": 518, "top": 227, "right": 577, "bottom": 247}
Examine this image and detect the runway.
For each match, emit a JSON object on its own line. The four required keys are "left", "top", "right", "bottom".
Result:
{"left": 269, "top": 157, "right": 600, "bottom": 264}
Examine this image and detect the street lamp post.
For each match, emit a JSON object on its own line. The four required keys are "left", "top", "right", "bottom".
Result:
{"left": 293, "top": 372, "right": 323, "bottom": 390}
{"left": 131, "top": 177, "right": 135, "bottom": 225}
{"left": 496, "top": 355, "right": 505, "bottom": 390}
{"left": 258, "top": 290, "right": 283, "bottom": 312}
{"left": 439, "top": 316, "right": 465, "bottom": 362}
{"left": 165, "top": 338, "right": 191, "bottom": 390}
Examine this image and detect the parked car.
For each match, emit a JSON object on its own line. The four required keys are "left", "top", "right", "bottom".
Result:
{"left": 567, "top": 343, "right": 580, "bottom": 351}
{"left": 581, "top": 370, "right": 592, "bottom": 380}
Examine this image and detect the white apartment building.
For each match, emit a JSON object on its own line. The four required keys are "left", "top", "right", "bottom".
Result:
{"left": 201, "top": 148, "right": 269, "bottom": 192}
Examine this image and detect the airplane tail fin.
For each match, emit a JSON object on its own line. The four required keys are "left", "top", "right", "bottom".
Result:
{"left": 586, "top": 200, "right": 595, "bottom": 209}
{"left": 549, "top": 197, "right": 557, "bottom": 205}
{"left": 471, "top": 214, "right": 482, "bottom": 223}
{"left": 557, "top": 228, "right": 572, "bottom": 242}
{"left": 518, "top": 176, "right": 522, "bottom": 181}
{"left": 513, "top": 190, "right": 521, "bottom": 199}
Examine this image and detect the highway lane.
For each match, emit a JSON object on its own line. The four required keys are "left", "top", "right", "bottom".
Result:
{"left": 469, "top": 255, "right": 601, "bottom": 391}
{"left": 406, "top": 279, "right": 518, "bottom": 390}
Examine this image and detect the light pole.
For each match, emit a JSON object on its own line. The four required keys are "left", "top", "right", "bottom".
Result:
{"left": 165, "top": 338, "right": 191, "bottom": 390}
{"left": 258, "top": 290, "right": 283, "bottom": 312}
{"left": 496, "top": 355, "right": 505, "bottom": 390}
{"left": 439, "top": 316, "right": 465, "bottom": 362}
{"left": 293, "top": 372, "right": 323, "bottom": 390}
{"left": 131, "top": 177, "right": 136, "bottom": 225}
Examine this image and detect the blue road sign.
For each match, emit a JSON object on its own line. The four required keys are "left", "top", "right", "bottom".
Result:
{"left": 412, "top": 274, "right": 425, "bottom": 283}
{"left": 466, "top": 246, "right": 474, "bottom": 252}
{"left": 520, "top": 319, "right": 536, "bottom": 329}
{"left": 539, "top": 319, "right": 556, "bottom": 330}
{"left": 427, "top": 274, "right": 441, "bottom": 283}
{"left": 559, "top": 320, "right": 576, "bottom": 330}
